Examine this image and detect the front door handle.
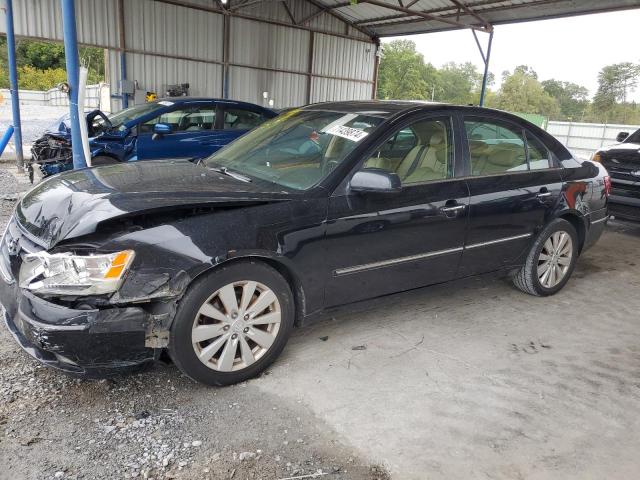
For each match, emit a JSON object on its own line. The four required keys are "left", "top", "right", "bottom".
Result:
{"left": 440, "top": 204, "right": 466, "bottom": 218}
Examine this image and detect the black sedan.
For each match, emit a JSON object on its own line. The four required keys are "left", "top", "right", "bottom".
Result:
{"left": 0, "top": 101, "right": 609, "bottom": 386}
{"left": 592, "top": 128, "right": 640, "bottom": 221}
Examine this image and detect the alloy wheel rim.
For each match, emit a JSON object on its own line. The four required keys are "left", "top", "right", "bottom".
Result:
{"left": 537, "top": 231, "right": 573, "bottom": 289}
{"left": 192, "top": 281, "right": 281, "bottom": 372}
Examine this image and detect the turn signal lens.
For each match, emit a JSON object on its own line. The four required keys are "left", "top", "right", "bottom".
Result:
{"left": 104, "top": 251, "right": 134, "bottom": 279}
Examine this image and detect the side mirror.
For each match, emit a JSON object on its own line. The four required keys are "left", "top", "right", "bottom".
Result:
{"left": 616, "top": 131, "right": 629, "bottom": 142}
{"left": 350, "top": 168, "right": 401, "bottom": 193}
{"left": 152, "top": 122, "right": 172, "bottom": 140}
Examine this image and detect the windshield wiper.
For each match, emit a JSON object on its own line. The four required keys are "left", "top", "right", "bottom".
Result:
{"left": 208, "top": 166, "right": 252, "bottom": 183}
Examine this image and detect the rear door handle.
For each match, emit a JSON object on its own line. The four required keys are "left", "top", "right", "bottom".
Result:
{"left": 441, "top": 205, "right": 465, "bottom": 213}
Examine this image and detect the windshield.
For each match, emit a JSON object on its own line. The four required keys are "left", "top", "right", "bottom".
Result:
{"left": 627, "top": 128, "right": 640, "bottom": 144}
{"left": 203, "top": 109, "right": 384, "bottom": 190}
{"left": 106, "top": 102, "right": 168, "bottom": 130}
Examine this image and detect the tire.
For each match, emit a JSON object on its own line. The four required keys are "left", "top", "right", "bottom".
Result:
{"left": 91, "top": 155, "right": 119, "bottom": 166}
{"left": 168, "top": 261, "right": 294, "bottom": 386}
{"left": 513, "top": 218, "right": 579, "bottom": 296}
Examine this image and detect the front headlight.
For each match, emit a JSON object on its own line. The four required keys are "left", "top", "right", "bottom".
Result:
{"left": 19, "top": 250, "right": 135, "bottom": 295}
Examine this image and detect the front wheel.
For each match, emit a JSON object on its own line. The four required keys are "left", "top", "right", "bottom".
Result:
{"left": 169, "top": 261, "right": 294, "bottom": 386}
{"left": 513, "top": 218, "right": 579, "bottom": 296}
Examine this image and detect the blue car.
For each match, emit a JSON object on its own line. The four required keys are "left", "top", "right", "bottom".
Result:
{"left": 30, "top": 98, "right": 277, "bottom": 178}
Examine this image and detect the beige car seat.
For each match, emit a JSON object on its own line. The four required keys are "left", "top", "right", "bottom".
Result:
{"left": 396, "top": 131, "right": 448, "bottom": 183}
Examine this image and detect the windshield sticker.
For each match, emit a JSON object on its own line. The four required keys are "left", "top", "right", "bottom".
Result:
{"left": 325, "top": 125, "right": 369, "bottom": 142}
{"left": 158, "top": 100, "right": 174, "bottom": 106}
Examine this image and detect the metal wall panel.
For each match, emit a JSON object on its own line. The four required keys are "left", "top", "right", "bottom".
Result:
{"left": 0, "top": 0, "right": 119, "bottom": 48}
{"left": 313, "top": 33, "right": 375, "bottom": 82}
{"left": 230, "top": 18, "right": 309, "bottom": 73}
{"left": 310, "top": 77, "right": 372, "bottom": 103}
{"left": 228, "top": 66, "right": 307, "bottom": 108}
{"left": 125, "top": 0, "right": 223, "bottom": 62}
{"left": 547, "top": 121, "right": 640, "bottom": 160}
{"left": 125, "top": 52, "right": 223, "bottom": 98}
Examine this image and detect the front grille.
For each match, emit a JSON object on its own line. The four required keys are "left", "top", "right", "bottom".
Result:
{"left": 609, "top": 203, "right": 640, "bottom": 221}
{"left": 0, "top": 217, "right": 44, "bottom": 285}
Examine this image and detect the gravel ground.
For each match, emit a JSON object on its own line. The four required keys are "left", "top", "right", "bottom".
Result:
{"left": 0, "top": 170, "right": 389, "bottom": 480}
{"left": 0, "top": 104, "right": 68, "bottom": 147}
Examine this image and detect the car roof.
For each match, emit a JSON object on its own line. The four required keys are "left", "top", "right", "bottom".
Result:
{"left": 301, "top": 100, "right": 520, "bottom": 121}
{"left": 154, "top": 97, "right": 276, "bottom": 113}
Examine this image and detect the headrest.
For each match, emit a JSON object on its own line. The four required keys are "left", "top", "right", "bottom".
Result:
{"left": 488, "top": 147, "right": 520, "bottom": 167}
{"left": 430, "top": 132, "right": 444, "bottom": 146}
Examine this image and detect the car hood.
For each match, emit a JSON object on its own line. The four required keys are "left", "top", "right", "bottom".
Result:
{"left": 15, "top": 159, "right": 293, "bottom": 248}
{"left": 599, "top": 141, "right": 640, "bottom": 155}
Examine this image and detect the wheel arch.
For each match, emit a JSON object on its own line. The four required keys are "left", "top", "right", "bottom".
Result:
{"left": 192, "top": 254, "right": 309, "bottom": 327}
{"left": 556, "top": 211, "right": 587, "bottom": 253}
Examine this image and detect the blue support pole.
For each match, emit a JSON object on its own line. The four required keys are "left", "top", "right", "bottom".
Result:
{"left": 4, "top": 0, "right": 24, "bottom": 170}
{"left": 120, "top": 51, "right": 129, "bottom": 108}
{"left": 0, "top": 125, "right": 14, "bottom": 157}
{"left": 60, "top": 0, "right": 86, "bottom": 169}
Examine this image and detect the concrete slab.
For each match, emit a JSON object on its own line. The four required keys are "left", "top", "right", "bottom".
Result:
{"left": 259, "top": 221, "right": 640, "bottom": 479}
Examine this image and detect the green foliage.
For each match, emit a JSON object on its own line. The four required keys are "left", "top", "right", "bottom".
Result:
{"left": 541, "top": 79, "right": 589, "bottom": 121}
{"left": 376, "top": 40, "right": 490, "bottom": 104}
{"left": 0, "top": 36, "right": 104, "bottom": 91}
{"left": 15, "top": 65, "right": 68, "bottom": 91}
{"left": 489, "top": 66, "right": 560, "bottom": 118}
{"left": 377, "top": 40, "right": 432, "bottom": 100}
{"left": 438, "top": 62, "right": 487, "bottom": 105}
{"left": 376, "top": 40, "right": 640, "bottom": 124}
{"left": 591, "top": 63, "right": 640, "bottom": 123}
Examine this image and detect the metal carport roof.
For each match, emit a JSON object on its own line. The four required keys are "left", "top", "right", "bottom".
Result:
{"left": 306, "top": 0, "right": 640, "bottom": 37}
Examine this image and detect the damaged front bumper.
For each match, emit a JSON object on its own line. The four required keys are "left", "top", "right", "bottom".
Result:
{"left": 0, "top": 279, "right": 159, "bottom": 377}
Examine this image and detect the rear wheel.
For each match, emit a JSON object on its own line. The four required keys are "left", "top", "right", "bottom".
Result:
{"left": 169, "top": 261, "right": 294, "bottom": 386}
{"left": 513, "top": 218, "right": 579, "bottom": 296}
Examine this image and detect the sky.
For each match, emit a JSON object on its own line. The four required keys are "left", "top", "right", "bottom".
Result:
{"left": 383, "top": 9, "right": 640, "bottom": 101}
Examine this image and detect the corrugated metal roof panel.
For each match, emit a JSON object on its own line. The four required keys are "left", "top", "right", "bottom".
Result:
{"left": 230, "top": 18, "right": 310, "bottom": 73}
{"left": 322, "top": 0, "right": 640, "bottom": 37}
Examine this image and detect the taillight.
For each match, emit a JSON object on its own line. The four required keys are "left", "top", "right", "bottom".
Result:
{"left": 603, "top": 176, "right": 612, "bottom": 197}
{"left": 591, "top": 151, "right": 603, "bottom": 163}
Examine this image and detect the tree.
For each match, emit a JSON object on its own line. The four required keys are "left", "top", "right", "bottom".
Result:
{"left": 592, "top": 63, "right": 640, "bottom": 121}
{"left": 16, "top": 40, "right": 65, "bottom": 70}
{"left": 493, "top": 66, "right": 560, "bottom": 117}
{"left": 437, "top": 62, "right": 486, "bottom": 105}
{"left": 0, "top": 35, "right": 105, "bottom": 90}
{"left": 541, "top": 79, "right": 589, "bottom": 121}
{"left": 377, "top": 40, "right": 434, "bottom": 100}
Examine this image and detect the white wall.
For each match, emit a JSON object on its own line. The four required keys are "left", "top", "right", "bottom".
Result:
{"left": 0, "top": 84, "right": 109, "bottom": 111}
{"left": 547, "top": 121, "right": 640, "bottom": 159}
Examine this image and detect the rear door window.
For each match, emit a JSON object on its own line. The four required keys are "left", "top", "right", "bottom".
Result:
{"left": 525, "top": 131, "right": 553, "bottom": 170}
{"left": 464, "top": 119, "right": 527, "bottom": 175}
